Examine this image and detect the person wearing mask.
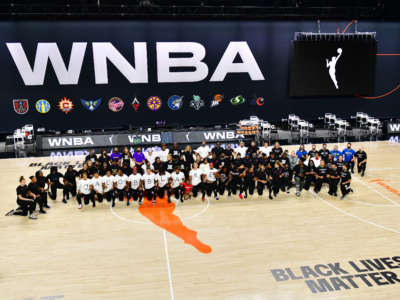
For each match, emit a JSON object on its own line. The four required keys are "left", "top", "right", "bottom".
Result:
{"left": 132, "top": 147, "right": 146, "bottom": 174}
{"left": 102, "top": 170, "right": 116, "bottom": 205}
{"left": 296, "top": 144, "right": 307, "bottom": 160}
{"left": 319, "top": 143, "right": 330, "bottom": 162}
{"left": 340, "top": 165, "right": 353, "bottom": 199}
{"left": 211, "top": 142, "right": 224, "bottom": 158}
{"left": 342, "top": 143, "right": 356, "bottom": 173}
{"left": 85, "top": 149, "right": 98, "bottom": 164}
{"left": 47, "top": 166, "right": 64, "bottom": 200}
{"left": 327, "top": 164, "right": 340, "bottom": 197}
{"left": 122, "top": 147, "right": 132, "bottom": 167}
{"left": 110, "top": 147, "right": 122, "bottom": 163}
{"left": 76, "top": 172, "right": 94, "bottom": 209}
{"left": 170, "top": 143, "right": 181, "bottom": 159}
{"left": 355, "top": 147, "right": 368, "bottom": 177}
{"left": 63, "top": 165, "right": 78, "bottom": 203}
{"left": 35, "top": 170, "right": 50, "bottom": 209}
{"left": 308, "top": 144, "right": 318, "bottom": 158}
{"left": 293, "top": 160, "right": 306, "bottom": 197}
{"left": 28, "top": 176, "right": 46, "bottom": 214}
{"left": 16, "top": 176, "right": 37, "bottom": 219}
{"left": 330, "top": 145, "right": 342, "bottom": 162}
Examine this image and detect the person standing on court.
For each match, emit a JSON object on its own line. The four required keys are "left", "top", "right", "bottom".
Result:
{"left": 133, "top": 147, "right": 146, "bottom": 174}
{"left": 16, "top": 176, "right": 37, "bottom": 219}
{"left": 342, "top": 143, "right": 356, "bottom": 173}
{"left": 355, "top": 147, "right": 367, "bottom": 176}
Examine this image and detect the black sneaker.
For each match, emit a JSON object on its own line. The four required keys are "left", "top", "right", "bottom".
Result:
{"left": 39, "top": 210, "right": 46, "bottom": 214}
{"left": 62, "top": 199, "right": 67, "bottom": 204}
{"left": 269, "top": 195, "right": 273, "bottom": 200}
{"left": 92, "top": 203, "right": 96, "bottom": 207}
{"left": 44, "top": 205, "right": 51, "bottom": 209}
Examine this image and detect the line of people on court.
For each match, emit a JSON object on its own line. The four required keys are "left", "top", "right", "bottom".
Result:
{"left": 11, "top": 141, "right": 368, "bottom": 218}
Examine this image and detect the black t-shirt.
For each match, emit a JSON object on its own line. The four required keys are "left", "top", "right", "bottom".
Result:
{"left": 28, "top": 182, "right": 41, "bottom": 195}
{"left": 308, "top": 150, "right": 317, "bottom": 158}
{"left": 212, "top": 146, "right": 224, "bottom": 157}
{"left": 355, "top": 150, "right": 367, "bottom": 162}
{"left": 319, "top": 149, "right": 330, "bottom": 161}
{"left": 224, "top": 148, "right": 234, "bottom": 157}
{"left": 64, "top": 170, "right": 78, "bottom": 184}
{"left": 37, "top": 176, "right": 48, "bottom": 189}
{"left": 122, "top": 152, "right": 132, "bottom": 164}
{"left": 293, "top": 164, "right": 306, "bottom": 178}
{"left": 255, "top": 169, "right": 267, "bottom": 181}
{"left": 16, "top": 185, "right": 29, "bottom": 200}
{"left": 153, "top": 162, "right": 165, "bottom": 173}
{"left": 247, "top": 146, "right": 259, "bottom": 155}
{"left": 340, "top": 171, "right": 351, "bottom": 183}
{"left": 98, "top": 154, "right": 110, "bottom": 165}
{"left": 326, "top": 160, "right": 336, "bottom": 170}
{"left": 170, "top": 148, "right": 181, "bottom": 158}
{"left": 336, "top": 161, "right": 345, "bottom": 171}
{"left": 47, "top": 172, "right": 63, "bottom": 183}
{"left": 110, "top": 165, "right": 121, "bottom": 176}
{"left": 122, "top": 167, "right": 132, "bottom": 176}
{"left": 271, "top": 147, "right": 283, "bottom": 158}
{"left": 328, "top": 168, "right": 339, "bottom": 179}
{"left": 315, "top": 166, "right": 328, "bottom": 177}
{"left": 166, "top": 161, "right": 175, "bottom": 172}
{"left": 99, "top": 166, "right": 109, "bottom": 176}
{"left": 85, "top": 154, "right": 98, "bottom": 163}
{"left": 244, "top": 171, "right": 255, "bottom": 184}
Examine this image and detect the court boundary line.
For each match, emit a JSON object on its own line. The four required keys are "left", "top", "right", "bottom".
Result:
{"left": 348, "top": 199, "right": 395, "bottom": 207}
{"left": 163, "top": 229, "right": 175, "bottom": 300}
{"left": 315, "top": 193, "right": 400, "bottom": 235}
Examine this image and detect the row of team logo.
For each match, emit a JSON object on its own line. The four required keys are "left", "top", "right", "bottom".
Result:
{"left": 13, "top": 94, "right": 264, "bottom": 115}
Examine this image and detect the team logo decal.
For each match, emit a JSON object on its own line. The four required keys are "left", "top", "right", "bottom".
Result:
{"left": 147, "top": 96, "right": 162, "bottom": 111}
{"left": 132, "top": 97, "right": 140, "bottom": 111}
{"left": 250, "top": 96, "right": 264, "bottom": 106}
{"left": 326, "top": 48, "right": 343, "bottom": 89}
{"left": 168, "top": 95, "right": 183, "bottom": 110}
{"left": 108, "top": 97, "right": 124, "bottom": 112}
{"left": 13, "top": 99, "right": 29, "bottom": 114}
{"left": 230, "top": 95, "right": 245, "bottom": 105}
{"left": 210, "top": 94, "right": 223, "bottom": 107}
{"left": 190, "top": 95, "right": 204, "bottom": 111}
{"left": 58, "top": 97, "right": 74, "bottom": 114}
{"left": 81, "top": 98, "right": 102, "bottom": 111}
{"left": 35, "top": 99, "right": 51, "bottom": 113}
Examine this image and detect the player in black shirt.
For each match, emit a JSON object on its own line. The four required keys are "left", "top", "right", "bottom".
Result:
{"left": 85, "top": 149, "right": 98, "bottom": 164}
{"left": 319, "top": 144, "right": 330, "bottom": 162}
{"left": 217, "top": 166, "right": 229, "bottom": 196}
{"left": 122, "top": 147, "right": 132, "bottom": 167}
{"left": 170, "top": 143, "right": 182, "bottom": 159}
{"left": 280, "top": 163, "right": 292, "bottom": 193}
{"left": 355, "top": 147, "right": 367, "bottom": 177}
{"left": 35, "top": 170, "right": 50, "bottom": 209}
{"left": 98, "top": 150, "right": 110, "bottom": 165}
{"left": 47, "top": 166, "right": 64, "bottom": 200}
{"left": 293, "top": 160, "right": 306, "bottom": 197}
{"left": 224, "top": 144, "right": 234, "bottom": 157}
{"left": 246, "top": 141, "right": 259, "bottom": 156}
{"left": 340, "top": 165, "right": 353, "bottom": 199}
{"left": 255, "top": 164, "right": 268, "bottom": 198}
{"left": 304, "top": 160, "right": 316, "bottom": 191}
{"left": 109, "top": 160, "right": 121, "bottom": 176}
{"left": 16, "top": 176, "right": 37, "bottom": 219}
{"left": 63, "top": 165, "right": 78, "bottom": 203}
{"left": 308, "top": 144, "right": 318, "bottom": 158}
{"left": 271, "top": 141, "right": 283, "bottom": 158}
{"left": 313, "top": 160, "right": 328, "bottom": 194}
{"left": 271, "top": 162, "right": 282, "bottom": 197}
{"left": 153, "top": 157, "right": 165, "bottom": 174}
{"left": 336, "top": 155, "right": 345, "bottom": 172}
{"left": 227, "top": 165, "right": 243, "bottom": 197}
{"left": 242, "top": 166, "right": 256, "bottom": 198}
{"left": 212, "top": 142, "right": 225, "bottom": 158}
{"left": 327, "top": 164, "right": 340, "bottom": 196}
{"left": 28, "top": 176, "right": 46, "bottom": 214}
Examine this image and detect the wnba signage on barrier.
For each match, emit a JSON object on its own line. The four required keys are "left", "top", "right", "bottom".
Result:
{"left": 387, "top": 123, "right": 400, "bottom": 134}
{"left": 6, "top": 42, "right": 265, "bottom": 85}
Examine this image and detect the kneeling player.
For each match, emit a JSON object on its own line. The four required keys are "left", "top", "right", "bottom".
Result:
{"left": 171, "top": 167, "right": 185, "bottom": 203}
{"left": 114, "top": 169, "right": 129, "bottom": 206}
{"left": 103, "top": 170, "right": 115, "bottom": 206}
{"left": 128, "top": 167, "right": 143, "bottom": 205}
{"left": 91, "top": 171, "right": 104, "bottom": 204}
{"left": 77, "top": 172, "right": 94, "bottom": 209}
{"left": 142, "top": 168, "right": 156, "bottom": 205}
{"left": 340, "top": 165, "right": 353, "bottom": 199}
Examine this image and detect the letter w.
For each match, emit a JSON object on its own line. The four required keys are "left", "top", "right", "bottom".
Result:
{"left": 6, "top": 42, "right": 87, "bottom": 86}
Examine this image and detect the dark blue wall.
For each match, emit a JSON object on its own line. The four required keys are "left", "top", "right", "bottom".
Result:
{"left": 1, "top": 20, "right": 399, "bottom": 133}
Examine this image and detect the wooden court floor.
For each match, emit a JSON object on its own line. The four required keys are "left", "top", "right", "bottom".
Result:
{"left": 2, "top": 141, "right": 400, "bottom": 300}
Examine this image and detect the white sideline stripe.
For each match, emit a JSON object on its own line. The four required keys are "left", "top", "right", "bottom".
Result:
{"left": 316, "top": 194, "right": 400, "bottom": 235}
{"left": 163, "top": 229, "right": 175, "bottom": 300}
{"left": 368, "top": 167, "right": 400, "bottom": 171}
{"left": 353, "top": 176, "right": 400, "bottom": 208}
{"left": 348, "top": 199, "right": 395, "bottom": 207}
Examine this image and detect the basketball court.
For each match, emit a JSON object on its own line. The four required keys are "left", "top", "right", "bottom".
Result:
{"left": 2, "top": 141, "right": 400, "bottom": 300}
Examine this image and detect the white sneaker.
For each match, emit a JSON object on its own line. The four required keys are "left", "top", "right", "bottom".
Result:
{"left": 29, "top": 214, "right": 37, "bottom": 219}
{"left": 78, "top": 204, "right": 82, "bottom": 209}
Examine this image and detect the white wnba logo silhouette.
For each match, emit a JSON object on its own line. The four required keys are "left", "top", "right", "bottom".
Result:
{"left": 326, "top": 48, "right": 342, "bottom": 89}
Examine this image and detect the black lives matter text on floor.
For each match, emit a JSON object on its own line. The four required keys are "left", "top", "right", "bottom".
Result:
{"left": 271, "top": 256, "right": 400, "bottom": 294}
